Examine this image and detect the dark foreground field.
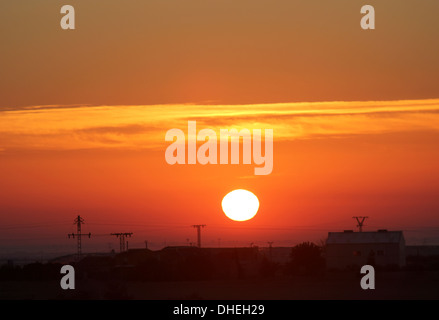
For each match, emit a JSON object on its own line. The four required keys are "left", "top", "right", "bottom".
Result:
{"left": 1, "top": 271, "right": 438, "bottom": 300}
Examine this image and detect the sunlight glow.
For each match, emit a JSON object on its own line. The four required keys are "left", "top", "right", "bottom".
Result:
{"left": 222, "top": 189, "right": 260, "bottom": 221}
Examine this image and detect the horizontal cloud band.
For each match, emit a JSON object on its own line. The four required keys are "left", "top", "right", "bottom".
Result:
{"left": 1, "top": 99, "right": 439, "bottom": 151}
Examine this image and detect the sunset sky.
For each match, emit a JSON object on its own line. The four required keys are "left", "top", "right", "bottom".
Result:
{"left": 1, "top": 1, "right": 439, "bottom": 257}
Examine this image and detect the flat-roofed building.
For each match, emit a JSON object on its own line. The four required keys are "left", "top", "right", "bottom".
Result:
{"left": 326, "top": 230, "right": 406, "bottom": 269}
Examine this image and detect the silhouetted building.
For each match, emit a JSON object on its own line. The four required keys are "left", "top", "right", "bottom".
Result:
{"left": 325, "top": 230, "right": 406, "bottom": 269}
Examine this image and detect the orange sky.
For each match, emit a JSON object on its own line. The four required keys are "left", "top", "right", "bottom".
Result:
{"left": 1, "top": 100, "right": 439, "bottom": 255}
{"left": 0, "top": 1, "right": 439, "bottom": 256}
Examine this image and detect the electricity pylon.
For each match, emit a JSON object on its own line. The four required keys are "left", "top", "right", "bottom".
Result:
{"left": 111, "top": 233, "right": 133, "bottom": 252}
{"left": 67, "top": 215, "right": 91, "bottom": 261}
{"left": 353, "top": 216, "right": 368, "bottom": 232}
{"left": 192, "top": 225, "right": 206, "bottom": 248}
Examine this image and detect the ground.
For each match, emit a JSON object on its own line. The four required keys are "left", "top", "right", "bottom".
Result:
{"left": 1, "top": 271, "right": 439, "bottom": 300}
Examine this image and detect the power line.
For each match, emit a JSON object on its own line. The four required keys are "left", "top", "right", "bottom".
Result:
{"left": 67, "top": 215, "right": 91, "bottom": 261}
{"left": 353, "top": 216, "right": 368, "bottom": 232}
{"left": 110, "top": 233, "right": 133, "bottom": 252}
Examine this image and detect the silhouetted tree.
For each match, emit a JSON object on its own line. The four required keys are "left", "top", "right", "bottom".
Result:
{"left": 288, "top": 242, "right": 325, "bottom": 276}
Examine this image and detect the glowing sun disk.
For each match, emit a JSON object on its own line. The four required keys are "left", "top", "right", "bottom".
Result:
{"left": 222, "top": 189, "right": 259, "bottom": 221}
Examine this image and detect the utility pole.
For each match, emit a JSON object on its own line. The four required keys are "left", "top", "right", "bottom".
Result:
{"left": 67, "top": 215, "right": 91, "bottom": 261}
{"left": 353, "top": 216, "right": 368, "bottom": 232}
{"left": 192, "top": 225, "right": 206, "bottom": 248}
{"left": 110, "top": 233, "right": 133, "bottom": 252}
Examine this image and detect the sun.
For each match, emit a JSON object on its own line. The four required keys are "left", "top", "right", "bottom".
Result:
{"left": 221, "top": 189, "right": 260, "bottom": 221}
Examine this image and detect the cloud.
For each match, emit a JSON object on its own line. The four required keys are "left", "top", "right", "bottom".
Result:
{"left": 77, "top": 124, "right": 160, "bottom": 136}
{"left": 0, "top": 99, "right": 438, "bottom": 151}
{"left": 0, "top": 104, "right": 94, "bottom": 113}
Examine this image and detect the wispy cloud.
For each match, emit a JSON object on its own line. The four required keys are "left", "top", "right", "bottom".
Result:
{"left": 1, "top": 99, "right": 438, "bottom": 151}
